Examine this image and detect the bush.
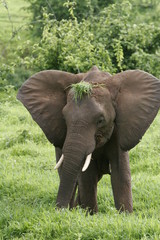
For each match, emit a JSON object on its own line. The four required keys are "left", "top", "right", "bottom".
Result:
{"left": 2, "top": 1, "right": 160, "bottom": 89}
{"left": 20, "top": 1, "right": 160, "bottom": 78}
{"left": 0, "top": 64, "right": 14, "bottom": 88}
{"left": 25, "top": 0, "right": 160, "bottom": 37}
{"left": 25, "top": 0, "right": 116, "bottom": 36}
{"left": 0, "top": 62, "right": 33, "bottom": 89}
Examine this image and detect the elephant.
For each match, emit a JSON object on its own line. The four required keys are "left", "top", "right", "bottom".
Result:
{"left": 17, "top": 66, "right": 160, "bottom": 214}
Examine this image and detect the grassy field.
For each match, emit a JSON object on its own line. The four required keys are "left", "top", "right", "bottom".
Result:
{"left": 0, "top": 89, "right": 160, "bottom": 239}
{"left": 0, "top": 0, "right": 160, "bottom": 239}
{"left": 0, "top": 0, "right": 30, "bottom": 62}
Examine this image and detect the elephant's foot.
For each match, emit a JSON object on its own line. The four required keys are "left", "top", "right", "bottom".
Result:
{"left": 74, "top": 187, "right": 98, "bottom": 215}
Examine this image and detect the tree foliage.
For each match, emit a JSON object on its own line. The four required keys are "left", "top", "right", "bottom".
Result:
{"left": 25, "top": 0, "right": 115, "bottom": 36}
{"left": 20, "top": 1, "right": 160, "bottom": 78}
{"left": 1, "top": 0, "right": 160, "bottom": 88}
{"left": 25, "top": 0, "right": 160, "bottom": 36}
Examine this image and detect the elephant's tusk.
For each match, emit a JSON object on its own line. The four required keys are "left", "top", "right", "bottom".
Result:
{"left": 82, "top": 153, "right": 92, "bottom": 172}
{"left": 54, "top": 154, "right": 64, "bottom": 170}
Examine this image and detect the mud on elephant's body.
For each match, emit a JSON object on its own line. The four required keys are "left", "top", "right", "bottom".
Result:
{"left": 17, "top": 66, "right": 160, "bottom": 214}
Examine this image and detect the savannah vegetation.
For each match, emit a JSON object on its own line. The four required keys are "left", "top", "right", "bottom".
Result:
{"left": 0, "top": 0, "right": 160, "bottom": 239}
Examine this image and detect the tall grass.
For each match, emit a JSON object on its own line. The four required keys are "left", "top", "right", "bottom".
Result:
{"left": 0, "top": 0, "right": 30, "bottom": 62}
{"left": 0, "top": 89, "right": 160, "bottom": 239}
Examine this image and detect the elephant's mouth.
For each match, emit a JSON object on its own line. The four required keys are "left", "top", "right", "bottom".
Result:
{"left": 54, "top": 153, "right": 92, "bottom": 172}
{"left": 95, "top": 132, "right": 104, "bottom": 147}
{"left": 95, "top": 131, "right": 108, "bottom": 148}
{"left": 95, "top": 125, "right": 114, "bottom": 148}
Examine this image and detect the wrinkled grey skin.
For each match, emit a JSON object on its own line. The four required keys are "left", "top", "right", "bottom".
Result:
{"left": 17, "top": 66, "right": 160, "bottom": 214}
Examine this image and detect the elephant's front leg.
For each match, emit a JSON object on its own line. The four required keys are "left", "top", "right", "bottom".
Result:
{"left": 76, "top": 160, "right": 98, "bottom": 214}
{"left": 110, "top": 150, "right": 133, "bottom": 213}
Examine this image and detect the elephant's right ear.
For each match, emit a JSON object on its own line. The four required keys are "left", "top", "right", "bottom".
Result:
{"left": 17, "top": 70, "right": 82, "bottom": 147}
{"left": 109, "top": 70, "right": 160, "bottom": 151}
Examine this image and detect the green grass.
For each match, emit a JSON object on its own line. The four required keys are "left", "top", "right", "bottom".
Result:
{"left": 71, "top": 81, "right": 93, "bottom": 102}
{"left": 0, "top": 0, "right": 30, "bottom": 62}
{"left": 0, "top": 89, "right": 160, "bottom": 239}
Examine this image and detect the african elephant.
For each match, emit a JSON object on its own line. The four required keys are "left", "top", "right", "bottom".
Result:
{"left": 17, "top": 66, "right": 160, "bottom": 214}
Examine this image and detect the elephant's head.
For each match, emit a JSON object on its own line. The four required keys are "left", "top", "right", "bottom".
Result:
{"left": 17, "top": 66, "right": 160, "bottom": 209}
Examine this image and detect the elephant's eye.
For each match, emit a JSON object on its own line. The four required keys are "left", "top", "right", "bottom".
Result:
{"left": 97, "top": 116, "right": 105, "bottom": 127}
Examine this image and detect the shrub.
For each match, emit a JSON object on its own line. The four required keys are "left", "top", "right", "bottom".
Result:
{"left": 25, "top": 0, "right": 116, "bottom": 36}
{"left": 20, "top": 1, "right": 160, "bottom": 78}
{"left": 0, "top": 64, "right": 14, "bottom": 88}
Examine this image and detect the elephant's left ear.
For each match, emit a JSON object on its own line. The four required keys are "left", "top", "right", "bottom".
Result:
{"left": 17, "top": 70, "right": 83, "bottom": 147}
{"left": 110, "top": 70, "right": 160, "bottom": 151}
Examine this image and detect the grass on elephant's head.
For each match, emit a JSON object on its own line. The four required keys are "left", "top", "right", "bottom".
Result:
{"left": 71, "top": 81, "right": 93, "bottom": 102}
{"left": 0, "top": 89, "right": 160, "bottom": 239}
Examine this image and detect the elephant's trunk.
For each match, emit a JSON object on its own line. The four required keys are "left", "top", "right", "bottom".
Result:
{"left": 56, "top": 130, "right": 95, "bottom": 208}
